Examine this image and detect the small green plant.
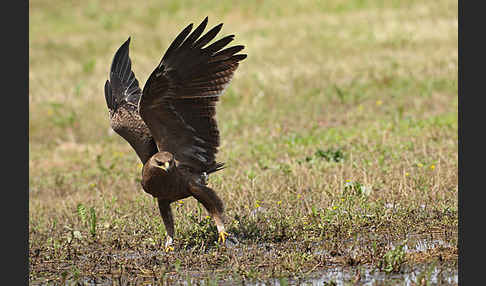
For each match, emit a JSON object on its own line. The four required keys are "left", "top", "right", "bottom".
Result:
{"left": 299, "top": 148, "right": 345, "bottom": 164}
{"left": 179, "top": 211, "right": 218, "bottom": 248}
{"left": 314, "top": 148, "right": 345, "bottom": 163}
{"left": 77, "top": 203, "right": 87, "bottom": 225}
{"left": 174, "top": 259, "right": 181, "bottom": 272}
{"left": 89, "top": 207, "right": 97, "bottom": 238}
{"left": 185, "top": 274, "right": 193, "bottom": 286}
{"left": 279, "top": 163, "right": 292, "bottom": 175}
{"left": 78, "top": 204, "right": 97, "bottom": 238}
{"left": 379, "top": 242, "right": 407, "bottom": 273}
{"left": 71, "top": 265, "right": 80, "bottom": 281}
{"left": 60, "top": 270, "right": 68, "bottom": 283}
{"left": 278, "top": 277, "right": 289, "bottom": 286}
{"left": 246, "top": 170, "right": 257, "bottom": 180}
{"left": 203, "top": 276, "right": 219, "bottom": 286}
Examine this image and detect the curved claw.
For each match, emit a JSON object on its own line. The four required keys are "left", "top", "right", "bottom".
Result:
{"left": 218, "top": 231, "right": 229, "bottom": 244}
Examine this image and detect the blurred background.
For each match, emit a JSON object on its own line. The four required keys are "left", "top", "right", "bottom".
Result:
{"left": 29, "top": 0, "right": 458, "bottom": 145}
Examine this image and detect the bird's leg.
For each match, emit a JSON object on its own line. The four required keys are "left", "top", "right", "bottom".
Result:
{"left": 157, "top": 199, "right": 175, "bottom": 252}
{"left": 201, "top": 172, "right": 208, "bottom": 185}
{"left": 188, "top": 183, "right": 229, "bottom": 244}
{"left": 212, "top": 211, "right": 229, "bottom": 244}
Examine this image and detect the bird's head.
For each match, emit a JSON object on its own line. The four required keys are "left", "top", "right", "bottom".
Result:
{"left": 150, "top": 152, "right": 175, "bottom": 172}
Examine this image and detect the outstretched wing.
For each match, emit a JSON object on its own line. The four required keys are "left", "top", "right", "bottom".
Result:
{"left": 105, "top": 38, "right": 158, "bottom": 164}
{"left": 139, "top": 17, "right": 246, "bottom": 173}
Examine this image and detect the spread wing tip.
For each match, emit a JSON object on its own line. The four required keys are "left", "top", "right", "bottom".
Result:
{"left": 140, "top": 18, "right": 246, "bottom": 172}
{"left": 105, "top": 36, "right": 142, "bottom": 111}
{"left": 110, "top": 37, "right": 133, "bottom": 79}
{"left": 234, "top": 54, "right": 247, "bottom": 61}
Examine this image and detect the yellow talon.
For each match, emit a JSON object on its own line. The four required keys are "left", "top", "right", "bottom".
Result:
{"left": 165, "top": 246, "right": 174, "bottom": 252}
{"left": 218, "top": 231, "right": 229, "bottom": 244}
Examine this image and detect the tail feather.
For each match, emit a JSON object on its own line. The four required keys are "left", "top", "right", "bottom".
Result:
{"left": 206, "top": 162, "right": 225, "bottom": 174}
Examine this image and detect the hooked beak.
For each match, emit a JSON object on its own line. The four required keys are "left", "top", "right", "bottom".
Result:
{"left": 157, "top": 161, "right": 170, "bottom": 171}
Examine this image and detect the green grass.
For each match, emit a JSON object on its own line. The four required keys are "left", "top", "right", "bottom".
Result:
{"left": 29, "top": 0, "right": 457, "bottom": 284}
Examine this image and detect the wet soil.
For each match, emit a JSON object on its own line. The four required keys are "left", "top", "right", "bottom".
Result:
{"left": 30, "top": 232, "right": 457, "bottom": 285}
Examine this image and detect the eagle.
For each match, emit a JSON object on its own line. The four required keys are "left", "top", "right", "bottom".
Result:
{"left": 103, "top": 17, "right": 246, "bottom": 251}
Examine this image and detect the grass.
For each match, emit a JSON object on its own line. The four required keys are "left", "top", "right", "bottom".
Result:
{"left": 29, "top": 0, "right": 458, "bottom": 284}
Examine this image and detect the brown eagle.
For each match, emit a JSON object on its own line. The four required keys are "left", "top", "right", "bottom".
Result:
{"left": 104, "top": 17, "right": 246, "bottom": 251}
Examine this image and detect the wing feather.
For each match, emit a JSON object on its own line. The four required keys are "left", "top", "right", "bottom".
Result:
{"left": 139, "top": 17, "right": 246, "bottom": 173}
{"left": 105, "top": 38, "right": 158, "bottom": 163}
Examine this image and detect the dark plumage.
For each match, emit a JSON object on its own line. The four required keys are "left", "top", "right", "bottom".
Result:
{"left": 104, "top": 17, "right": 246, "bottom": 251}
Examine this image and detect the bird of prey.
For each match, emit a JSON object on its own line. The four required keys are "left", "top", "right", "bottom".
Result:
{"left": 104, "top": 17, "right": 246, "bottom": 251}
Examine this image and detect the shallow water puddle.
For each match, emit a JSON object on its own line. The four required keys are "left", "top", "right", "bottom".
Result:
{"left": 241, "top": 263, "right": 457, "bottom": 286}
{"left": 388, "top": 233, "right": 455, "bottom": 254}
{"left": 104, "top": 232, "right": 455, "bottom": 261}
{"left": 33, "top": 263, "right": 458, "bottom": 286}
{"left": 34, "top": 262, "right": 458, "bottom": 286}
{"left": 32, "top": 233, "right": 457, "bottom": 285}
